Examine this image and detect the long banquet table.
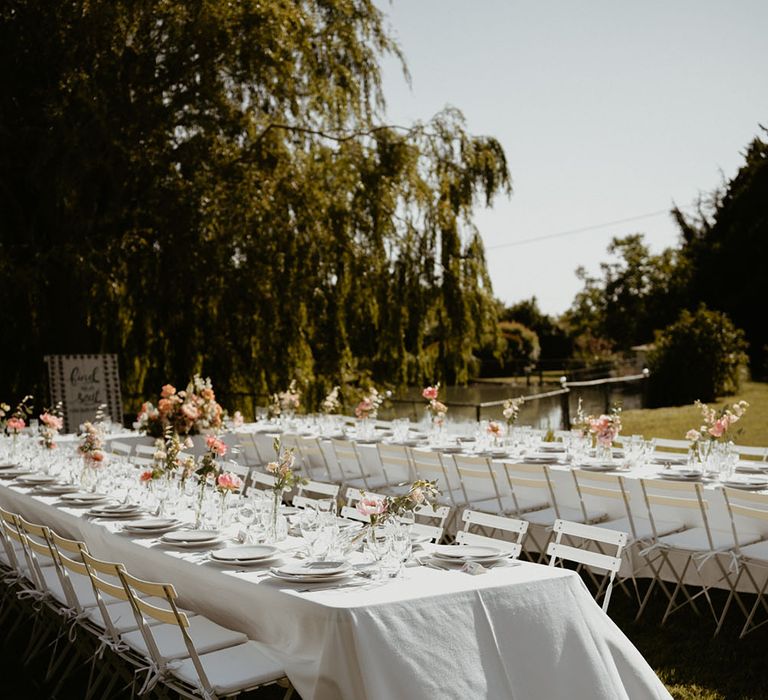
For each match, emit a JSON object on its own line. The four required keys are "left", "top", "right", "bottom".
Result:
{"left": 0, "top": 477, "right": 671, "bottom": 700}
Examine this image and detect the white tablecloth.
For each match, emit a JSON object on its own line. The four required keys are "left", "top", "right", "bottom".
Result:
{"left": 0, "top": 481, "right": 670, "bottom": 700}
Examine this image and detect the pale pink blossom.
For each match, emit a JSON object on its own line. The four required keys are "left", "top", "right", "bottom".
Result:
{"left": 205, "top": 436, "right": 227, "bottom": 456}
{"left": 181, "top": 403, "right": 200, "bottom": 421}
{"left": 140, "top": 470, "right": 154, "bottom": 483}
{"left": 409, "top": 487, "right": 425, "bottom": 505}
{"left": 6, "top": 417, "right": 25, "bottom": 432}
{"left": 422, "top": 385, "right": 439, "bottom": 401}
{"left": 487, "top": 421, "right": 503, "bottom": 437}
{"left": 160, "top": 384, "right": 176, "bottom": 398}
{"left": 685, "top": 429, "right": 701, "bottom": 442}
{"left": 217, "top": 472, "right": 243, "bottom": 492}
{"left": 232, "top": 411, "right": 244, "bottom": 428}
{"left": 708, "top": 417, "right": 730, "bottom": 438}
{"left": 266, "top": 461, "right": 279, "bottom": 474}
{"left": 40, "top": 413, "right": 63, "bottom": 430}
{"left": 357, "top": 496, "right": 387, "bottom": 518}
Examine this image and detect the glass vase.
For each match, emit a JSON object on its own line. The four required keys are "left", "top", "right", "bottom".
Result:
{"left": 264, "top": 490, "right": 287, "bottom": 543}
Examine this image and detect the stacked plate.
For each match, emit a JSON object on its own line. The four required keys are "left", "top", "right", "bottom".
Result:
{"left": 652, "top": 454, "right": 687, "bottom": 466}
{"left": 721, "top": 476, "right": 768, "bottom": 491}
{"left": 37, "top": 483, "right": 81, "bottom": 495}
{"left": 16, "top": 473, "right": 58, "bottom": 486}
{"left": 523, "top": 453, "right": 561, "bottom": 464}
{"left": 60, "top": 492, "right": 110, "bottom": 506}
{"left": 438, "top": 445, "right": 464, "bottom": 454}
{"left": 210, "top": 545, "right": 279, "bottom": 567}
{"left": 658, "top": 470, "right": 702, "bottom": 482}
{"left": 160, "top": 530, "right": 221, "bottom": 548}
{"left": 122, "top": 517, "right": 181, "bottom": 535}
{"left": 735, "top": 461, "right": 768, "bottom": 475}
{"left": 270, "top": 560, "right": 352, "bottom": 583}
{"left": 87, "top": 503, "right": 144, "bottom": 519}
{"left": 428, "top": 544, "right": 510, "bottom": 566}
{"left": 0, "top": 463, "right": 21, "bottom": 470}
{"left": 578, "top": 460, "right": 618, "bottom": 472}
{"left": 0, "top": 467, "right": 32, "bottom": 479}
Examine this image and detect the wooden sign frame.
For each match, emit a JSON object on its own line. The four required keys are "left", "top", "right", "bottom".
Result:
{"left": 44, "top": 354, "right": 123, "bottom": 433}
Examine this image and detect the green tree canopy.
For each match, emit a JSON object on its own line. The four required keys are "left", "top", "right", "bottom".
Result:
{"left": 675, "top": 129, "right": 768, "bottom": 376}
{"left": 0, "top": 0, "right": 511, "bottom": 411}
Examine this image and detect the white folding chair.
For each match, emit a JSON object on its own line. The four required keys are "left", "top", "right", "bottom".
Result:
{"left": 733, "top": 444, "right": 768, "bottom": 462}
{"left": 295, "top": 436, "right": 333, "bottom": 481}
{"left": 110, "top": 441, "right": 134, "bottom": 458}
{"left": 330, "top": 438, "right": 387, "bottom": 490}
{"left": 412, "top": 504, "right": 451, "bottom": 543}
{"left": 376, "top": 444, "right": 415, "bottom": 493}
{"left": 293, "top": 479, "right": 340, "bottom": 510}
{"left": 547, "top": 519, "right": 627, "bottom": 612}
{"left": 571, "top": 469, "right": 680, "bottom": 607}
{"left": 248, "top": 471, "right": 277, "bottom": 494}
{"left": 450, "top": 454, "right": 506, "bottom": 514}
{"left": 719, "top": 487, "right": 768, "bottom": 637}
{"left": 456, "top": 509, "right": 528, "bottom": 558}
{"left": 408, "top": 449, "right": 463, "bottom": 514}
{"left": 134, "top": 443, "right": 159, "bottom": 458}
{"left": 118, "top": 569, "right": 293, "bottom": 699}
{"left": 638, "top": 478, "right": 753, "bottom": 625}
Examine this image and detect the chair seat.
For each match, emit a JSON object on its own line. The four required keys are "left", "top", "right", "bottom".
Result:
{"left": 122, "top": 615, "right": 248, "bottom": 663}
{"left": 168, "top": 641, "right": 286, "bottom": 695}
{"left": 596, "top": 517, "right": 680, "bottom": 542}
{"left": 522, "top": 505, "right": 606, "bottom": 527}
{"left": 736, "top": 539, "right": 768, "bottom": 562}
{"left": 658, "top": 527, "right": 751, "bottom": 553}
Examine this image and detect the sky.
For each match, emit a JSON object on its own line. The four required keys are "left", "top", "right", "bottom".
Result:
{"left": 374, "top": 0, "right": 768, "bottom": 315}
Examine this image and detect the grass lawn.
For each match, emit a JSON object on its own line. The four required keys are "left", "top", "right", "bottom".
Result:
{"left": 621, "top": 381, "right": 768, "bottom": 447}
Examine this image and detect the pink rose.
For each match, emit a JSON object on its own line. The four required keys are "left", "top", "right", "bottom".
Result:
{"left": 205, "top": 436, "right": 227, "bottom": 456}
{"left": 140, "top": 470, "right": 153, "bottom": 482}
{"left": 201, "top": 388, "right": 215, "bottom": 401}
{"left": 487, "top": 421, "right": 503, "bottom": 437}
{"left": 40, "top": 413, "right": 63, "bottom": 430}
{"left": 181, "top": 403, "right": 200, "bottom": 421}
{"left": 217, "top": 472, "right": 243, "bottom": 492}
{"left": 90, "top": 450, "right": 104, "bottom": 462}
{"left": 708, "top": 417, "right": 729, "bottom": 438}
{"left": 6, "top": 417, "right": 25, "bottom": 432}
{"left": 356, "top": 496, "right": 387, "bottom": 518}
{"left": 422, "top": 386, "right": 439, "bottom": 401}
{"left": 685, "top": 429, "right": 701, "bottom": 442}
{"left": 161, "top": 384, "right": 176, "bottom": 398}
{"left": 158, "top": 398, "right": 173, "bottom": 415}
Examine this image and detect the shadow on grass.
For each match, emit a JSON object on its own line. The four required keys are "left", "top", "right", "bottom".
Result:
{"left": 608, "top": 583, "right": 767, "bottom": 700}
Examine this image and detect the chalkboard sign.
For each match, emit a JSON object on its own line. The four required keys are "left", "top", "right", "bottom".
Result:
{"left": 44, "top": 354, "right": 123, "bottom": 433}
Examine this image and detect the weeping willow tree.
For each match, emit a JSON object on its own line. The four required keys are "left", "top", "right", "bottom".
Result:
{"left": 0, "top": 0, "right": 511, "bottom": 411}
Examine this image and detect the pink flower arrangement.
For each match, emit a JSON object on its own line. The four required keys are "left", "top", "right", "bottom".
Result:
{"left": 278, "top": 380, "right": 301, "bottom": 413}
{"left": 140, "top": 469, "right": 154, "bottom": 483}
{"left": 39, "top": 405, "right": 64, "bottom": 449}
{"left": 265, "top": 437, "right": 306, "bottom": 493}
{"left": 487, "top": 421, "right": 503, "bottom": 438}
{"left": 588, "top": 410, "right": 622, "bottom": 448}
{"left": 137, "top": 374, "right": 224, "bottom": 437}
{"left": 423, "top": 383, "right": 448, "bottom": 424}
{"left": 205, "top": 435, "right": 228, "bottom": 457}
{"left": 6, "top": 417, "right": 25, "bottom": 433}
{"left": 687, "top": 399, "right": 749, "bottom": 459}
{"left": 356, "top": 496, "right": 387, "bottom": 518}
{"left": 502, "top": 396, "right": 525, "bottom": 426}
{"left": 78, "top": 421, "right": 106, "bottom": 467}
{"left": 216, "top": 471, "right": 243, "bottom": 493}
{"left": 355, "top": 387, "right": 385, "bottom": 420}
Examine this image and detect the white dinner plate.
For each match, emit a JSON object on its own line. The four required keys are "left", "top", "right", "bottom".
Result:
{"left": 210, "top": 545, "right": 279, "bottom": 562}
{"left": 0, "top": 463, "right": 21, "bottom": 470}
{"left": 437, "top": 445, "right": 463, "bottom": 454}
{"left": 121, "top": 518, "right": 181, "bottom": 533}
{"left": 16, "top": 474, "right": 58, "bottom": 485}
{"left": 270, "top": 570, "right": 352, "bottom": 584}
{"left": 430, "top": 544, "right": 503, "bottom": 561}
{"left": 38, "top": 483, "right": 81, "bottom": 495}
{"left": 735, "top": 462, "right": 768, "bottom": 474}
{"left": 88, "top": 504, "right": 144, "bottom": 518}
{"left": 60, "top": 492, "right": 109, "bottom": 505}
{"left": 657, "top": 470, "right": 702, "bottom": 482}
{"left": 161, "top": 529, "right": 220, "bottom": 544}
{"left": 578, "top": 461, "right": 617, "bottom": 472}
{"left": 524, "top": 454, "right": 561, "bottom": 463}
{"left": 722, "top": 477, "right": 768, "bottom": 490}
{"left": 0, "top": 468, "right": 33, "bottom": 479}
{"left": 274, "top": 561, "right": 350, "bottom": 577}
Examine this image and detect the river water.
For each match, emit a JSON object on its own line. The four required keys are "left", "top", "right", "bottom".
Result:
{"left": 381, "top": 382, "right": 644, "bottom": 430}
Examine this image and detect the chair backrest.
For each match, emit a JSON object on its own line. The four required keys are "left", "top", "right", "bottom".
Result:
{"left": 546, "top": 519, "right": 627, "bottom": 612}
{"left": 296, "top": 436, "right": 332, "bottom": 480}
{"left": 118, "top": 569, "right": 208, "bottom": 686}
{"left": 501, "top": 462, "right": 556, "bottom": 516}
{"left": 297, "top": 479, "right": 340, "bottom": 500}
{"left": 571, "top": 469, "right": 637, "bottom": 540}
{"left": 133, "top": 455, "right": 155, "bottom": 467}
{"left": 651, "top": 437, "right": 689, "bottom": 452}
{"left": 134, "top": 443, "right": 158, "bottom": 457}
{"left": 80, "top": 551, "right": 131, "bottom": 641}
{"left": 249, "top": 470, "right": 277, "bottom": 492}
{"left": 110, "top": 441, "right": 134, "bottom": 457}
{"left": 0, "top": 506, "right": 25, "bottom": 573}
{"left": 721, "top": 487, "right": 768, "bottom": 551}
{"left": 330, "top": 439, "right": 369, "bottom": 485}
{"left": 732, "top": 444, "right": 768, "bottom": 462}
{"left": 456, "top": 509, "right": 528, "bottom": 558}
{"left": 451, "top": 454, "right": 503, "bottom": 511}
{"left": 236, "top": 432, "right": 263, "bottom": 467}
{"left": 376, "top": 443, "right": 414, "bottom": 487}
{"left": 640, "top": 478, "right": 711, "bottom": 544}
{"left": 17, "top": 516, "right": 61, "bottom": 594}
{"left": 252, "top": 432, "right": 278, "bottom": 465}
{"left": 49, "top": 531, "right": 92, "bottom": 613}
{"left": 344, "top": 487, "right": 385, "bottom": 507}
{"left": 408, "top": 449, "right": 455, "bottom": 504}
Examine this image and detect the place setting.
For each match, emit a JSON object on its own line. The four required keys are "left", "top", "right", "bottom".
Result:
{"left": 419, "top": 543, "right": 520, "bottom": 572}
{"left": 58, "top": 491, "right": 112, "bottom": 506}
{"left": 86, "top": 502, "right": 145, "bottom": 519}
{"left": 120, "top": 517, "right": 184, "bottom": 536}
